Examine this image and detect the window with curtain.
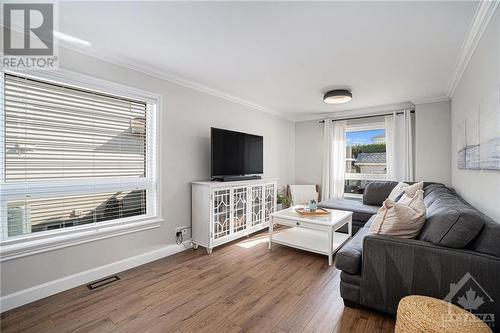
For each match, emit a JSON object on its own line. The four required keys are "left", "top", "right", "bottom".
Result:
{"left": 344, "top": 121, "right": 387, "bottom": 196}
{"left": 1, "top": 73, "right": 157, "bottom": 240}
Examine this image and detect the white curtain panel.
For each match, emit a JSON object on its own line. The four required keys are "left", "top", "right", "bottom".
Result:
{"left": 385, "top": 114, "right": 395, "bottom": 179}
{"left": 322, "top": 120, "right": 347, "bottom": 200}
{"left": 386, "top": 110, "right": 415, "bottom": 182}
{"left": 321, "top": 120, "right": 333, "bottom": 201}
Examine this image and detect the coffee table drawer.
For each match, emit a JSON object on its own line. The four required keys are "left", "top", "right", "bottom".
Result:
{"left": 271, "top": 217, "right": 330, "bottom": 231}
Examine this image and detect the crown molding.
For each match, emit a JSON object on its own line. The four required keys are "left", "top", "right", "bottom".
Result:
{"left": 446, "top": 0, "right": 499, "bottom": 97}
{"left": 58, "top": 44, "right": 292, "bottom": 121}
{"left": 292, "top": 101, "right": 415, "bottom": 122}
{"left": 411, "top": 95, "right": 451, "bottom": 105}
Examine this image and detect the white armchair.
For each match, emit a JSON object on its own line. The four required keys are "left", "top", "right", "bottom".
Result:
{"left": 287, "top": 185, "right": 320, "bottom": 205}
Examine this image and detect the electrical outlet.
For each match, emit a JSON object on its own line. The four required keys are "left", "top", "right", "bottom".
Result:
{"left": 175, "top": 226, "right": 189, "bottom": 236}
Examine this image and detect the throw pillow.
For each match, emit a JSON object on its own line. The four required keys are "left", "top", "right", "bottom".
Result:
{"left": 363, "top": 181, "right": 399, "bottom": 206}
{"left": 400, "top": 181, "right": 424, "bottom": 198}
{"left": 369, "top": 189, "right": 426, "bottom": 239}
{"left": 394, "top": 191, "right": 406, "bottom": 202}
{"left": 387, "top": 182, "right": 409, "bottom": 201}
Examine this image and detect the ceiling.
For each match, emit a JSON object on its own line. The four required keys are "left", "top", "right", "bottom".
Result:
{"left": 58, "top": 1, "right": 478, "bottom": 120}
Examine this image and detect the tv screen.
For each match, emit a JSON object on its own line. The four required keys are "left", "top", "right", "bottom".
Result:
{"left": 211, "top": 128, "right": 263, "bottom": 177}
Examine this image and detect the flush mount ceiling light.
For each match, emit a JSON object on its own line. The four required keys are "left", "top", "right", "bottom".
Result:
{"left": 323, "top": 89, "right": 352, "bottom": 104}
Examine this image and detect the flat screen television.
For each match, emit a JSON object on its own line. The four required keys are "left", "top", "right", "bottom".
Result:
{"left": 211, "top": 127, "right": 263, "bottom": 180}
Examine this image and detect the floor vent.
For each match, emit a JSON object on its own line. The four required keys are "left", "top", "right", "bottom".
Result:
{"left": 87, "top": 275, "right": 120, "bottom": 290}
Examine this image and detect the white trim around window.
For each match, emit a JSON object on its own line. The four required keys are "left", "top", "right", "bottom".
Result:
{"left": 344, "top": 173, "right": 388, "bottom": 181}
{"left": 0, "top": 69, "right": 163, "bottom": 262}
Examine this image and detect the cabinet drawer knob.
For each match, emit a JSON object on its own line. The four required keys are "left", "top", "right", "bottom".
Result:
{"left": 296, "top": 222, "right": 300, "bottom": 226}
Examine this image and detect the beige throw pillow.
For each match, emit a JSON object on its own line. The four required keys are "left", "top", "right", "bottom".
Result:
{"left": 387, "top": 181, "right": 424, "bottom": 202}
{"left": 401, "top": 181, "right": 424, "bottom": 198}
{"left": 369, "top": 189, "right": 426, "bottom": 239}
{"left": 387, "top": 182, "right": 409, "bottom": 201}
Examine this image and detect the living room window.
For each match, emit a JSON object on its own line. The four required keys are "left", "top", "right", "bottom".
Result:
{"left": 344, "top": 121, "right": 387, "bottom": 197}
{"left": 0, "top": 72, "right": 159, "bottom": 253}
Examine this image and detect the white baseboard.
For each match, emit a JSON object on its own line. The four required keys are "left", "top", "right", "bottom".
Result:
{"left": 0, "top": 240, "right": 192, "bottom": 313}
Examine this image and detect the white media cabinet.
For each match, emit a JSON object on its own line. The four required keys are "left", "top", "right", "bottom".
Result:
{"left": 192, "top": 179, "right": 277, "bottom": 254}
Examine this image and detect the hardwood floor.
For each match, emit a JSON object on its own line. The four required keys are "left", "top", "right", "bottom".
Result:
{"left": 0, "top": 232, "right": 395, "bottom": 333}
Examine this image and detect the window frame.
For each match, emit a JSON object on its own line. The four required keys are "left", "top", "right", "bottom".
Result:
{"left": 0, "top": 69, "right": 163, "bottom": 261}
{"left": 344, "top": 121, "right": 387, "bottom": 198}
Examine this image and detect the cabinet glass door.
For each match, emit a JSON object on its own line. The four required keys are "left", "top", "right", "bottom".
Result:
{"left": 232, "top": 187, "right": 247, "bottom": 233}
{"left": 213, "top": 189, "right": 231, "bottom": 239}
{"left": 264, "top": 184, "right": 275, "bottom": 223}
{"left": 251, "top": 185, "right": 263, "bottom": 227}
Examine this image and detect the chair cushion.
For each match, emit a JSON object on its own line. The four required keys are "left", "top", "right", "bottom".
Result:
{"left": 289, "top": 185, "right": 318, "bottom": 205}
{"left": 319, "top": 198, "right": 379, "bottom": 223}
{"left": 363, "top": 181, "right": 398, "bottom": 206}
{"left": 418, "top": 195, "right": 484, "bottom": 248}
{"left": 335, "top": 226, "right": 370, "bottom": 275}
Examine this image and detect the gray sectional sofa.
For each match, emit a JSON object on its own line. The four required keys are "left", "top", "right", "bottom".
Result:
{"left": 319, "top": 181, "right": 500, "bottom": 330}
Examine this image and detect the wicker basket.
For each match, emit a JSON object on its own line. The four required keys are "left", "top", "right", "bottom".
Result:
{"left": 395, "top": 295, "right": 492, "bottom": 333}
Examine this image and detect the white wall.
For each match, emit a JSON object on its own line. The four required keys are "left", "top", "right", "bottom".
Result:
{"left": 415, "top": 101, "right": 452, "bottom": 185}
{"left": 451, "top": 8, "right": 500, "bottom": 222}
{"left": 294, "top": 120, "right": 324, "bottom": 186}
{"left": 0, "top": 48, "right": 295, "bottom": 297}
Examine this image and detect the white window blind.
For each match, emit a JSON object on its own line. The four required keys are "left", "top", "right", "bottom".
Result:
{"left": 1, "top": 73, "right": 157, "bottom": 240}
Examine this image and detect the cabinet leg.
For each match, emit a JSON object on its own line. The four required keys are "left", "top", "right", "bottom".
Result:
{"left": 206, "top": 247, "right": 213, "bottom": 254}
{"left": 328, "top": 254, "right": 333, "bottom": 266}
{"left": 192, "top": 243, "right": 199, "bottom": 249}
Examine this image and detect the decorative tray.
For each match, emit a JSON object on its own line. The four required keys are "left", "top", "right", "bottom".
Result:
{"left": 294, "top": 207, "right": 330, "bottom": 217}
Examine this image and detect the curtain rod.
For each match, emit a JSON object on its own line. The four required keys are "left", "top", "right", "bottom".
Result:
{"left": 318, "top": 109, "right": 415, "bottom": 123}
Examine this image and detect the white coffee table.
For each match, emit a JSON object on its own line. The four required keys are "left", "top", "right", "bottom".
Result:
{"left": 269, "top": 206, "right": 352, "bottom": 266}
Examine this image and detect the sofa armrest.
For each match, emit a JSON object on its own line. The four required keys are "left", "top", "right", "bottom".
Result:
{"left": 335, "top": 237, "right": 362, "bottom": 274}
{"left": 360, "top": 234, "right": 500, "bottom": 316}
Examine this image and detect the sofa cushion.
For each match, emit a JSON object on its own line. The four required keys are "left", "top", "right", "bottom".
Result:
{"left": 467, "top": 215, "right": 500, "bottom": 258}
{"left": 423, "top": 183, "right": 450, "bottom": 196}
{"left": 418, "top": 196, "right": 484, "bottom": 248}
{"left": 423, "top": 184, "right": 454, "bottom": 207}
{"left": 363, "top": 181, "right": 398, "bottom": 206}
{"left": 335, "top": 226, "right": 370, "bottom": 275}
{"left": 340, "top": 271, "right": 362, "bottom": 286}
{"left": 339, "top": 220, "right": 365, "bottom": 236}
{"left": 364, "top": 214, "right": 376, "bottom": 228}
{"left": 319, "top": 198, "right": 379, "bottom": 222}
